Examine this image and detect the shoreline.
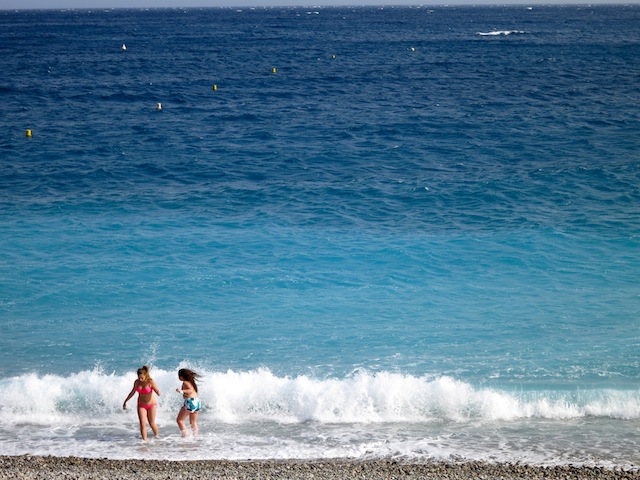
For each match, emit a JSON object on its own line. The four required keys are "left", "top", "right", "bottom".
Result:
{"left": 1, "top": 456, "right": 638, "bottom": 479}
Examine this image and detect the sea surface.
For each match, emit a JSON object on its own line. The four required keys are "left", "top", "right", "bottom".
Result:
{"left": 1, "top": 4, "right": 640, "bottom": 468}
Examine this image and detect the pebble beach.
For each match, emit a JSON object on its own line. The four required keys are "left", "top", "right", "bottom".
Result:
{"left": 1, "top": 456, "right": 638, "bottom": 480}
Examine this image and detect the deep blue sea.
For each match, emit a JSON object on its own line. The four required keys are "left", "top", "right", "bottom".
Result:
{"left": 1, "top": 3, "right": 640, "bottom": 467}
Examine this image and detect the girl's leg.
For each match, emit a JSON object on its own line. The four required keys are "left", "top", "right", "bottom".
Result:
{"left": 189, "top": 411, "right": 199, "bottom": 436}
{"left": 176, "top": 407, "right": 189, "bottom": 437}
{"left": 137, "top": 406, "right": 148, "bottom": 442}
{"left": 147, "top": 405, "right": 159, "bottom": 438}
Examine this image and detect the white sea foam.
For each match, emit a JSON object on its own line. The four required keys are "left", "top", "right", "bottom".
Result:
{"left": 1, "top": 367, "right": 639, "bottom": 465}
{"left": 2, "top": 368, "right": 640, "bottom": 424}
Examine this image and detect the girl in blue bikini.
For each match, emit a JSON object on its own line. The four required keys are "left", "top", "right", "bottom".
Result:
{"left": 123, "top": 365, "right": 161, "bottom": 442}
{"left": 176, "top": 368, "right": 201, "bottom": 437}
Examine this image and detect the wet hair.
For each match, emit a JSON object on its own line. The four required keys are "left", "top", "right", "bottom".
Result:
{"left": 137, "top": 365, "right": 152, "bottom": 383}
{"left": 178, "top": 368, "right": 200, "bottom": 393}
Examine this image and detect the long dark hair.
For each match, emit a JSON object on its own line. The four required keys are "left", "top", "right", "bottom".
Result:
{"left": 178, "top": 368, "right": 200, "bottom": 393}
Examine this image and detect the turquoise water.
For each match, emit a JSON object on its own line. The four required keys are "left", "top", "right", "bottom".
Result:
{"left": 1, "top": 4, "right": 640, "bottom": 466}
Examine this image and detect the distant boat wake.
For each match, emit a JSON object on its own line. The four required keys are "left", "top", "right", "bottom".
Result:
{"left": 476, "top": 30, "right": 525, "bottom": 36}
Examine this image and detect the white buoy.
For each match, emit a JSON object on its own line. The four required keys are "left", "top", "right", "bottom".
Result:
{"left": 156, "top": 102, "right": 162, "bottom": 111}
{"left": 121, "top": 43, "right": 127, "bottom": 51}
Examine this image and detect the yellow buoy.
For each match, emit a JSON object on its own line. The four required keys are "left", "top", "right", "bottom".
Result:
{"left": 272, "top": 67, "right": 277, "bottom": 74}
{"left": 156, "top": 102, "right": 162, "bottom": 111}
{"left": 26, "top": 129, "right": 32, "bottom": 137}
{"left": 332, "top": 54, "right": 336, "bottom": 59}
{"left": 213, "top": 85, "right": 218, "bottom": 91}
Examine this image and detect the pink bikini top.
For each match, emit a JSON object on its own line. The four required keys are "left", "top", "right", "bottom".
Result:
{"left": 136, "top": 384, "right": 153, "bottom": 394}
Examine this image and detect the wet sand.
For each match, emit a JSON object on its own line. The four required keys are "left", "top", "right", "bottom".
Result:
{"left": 1, "top": 455, "right": 638, "bottom": 480}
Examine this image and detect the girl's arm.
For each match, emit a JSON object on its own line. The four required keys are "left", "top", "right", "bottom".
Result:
{"left": 176, "top": 381, "right": 194, "bottom": 396}
{"left": 122, "top": 382, "right": 137, "bottom": 410}
{"left": 152, "top": 379, "right": 161, "bottom": 396}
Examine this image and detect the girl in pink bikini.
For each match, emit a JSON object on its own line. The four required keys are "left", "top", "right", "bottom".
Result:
{"left": 123, "top": 365, "right": 161, "bottom": 442}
